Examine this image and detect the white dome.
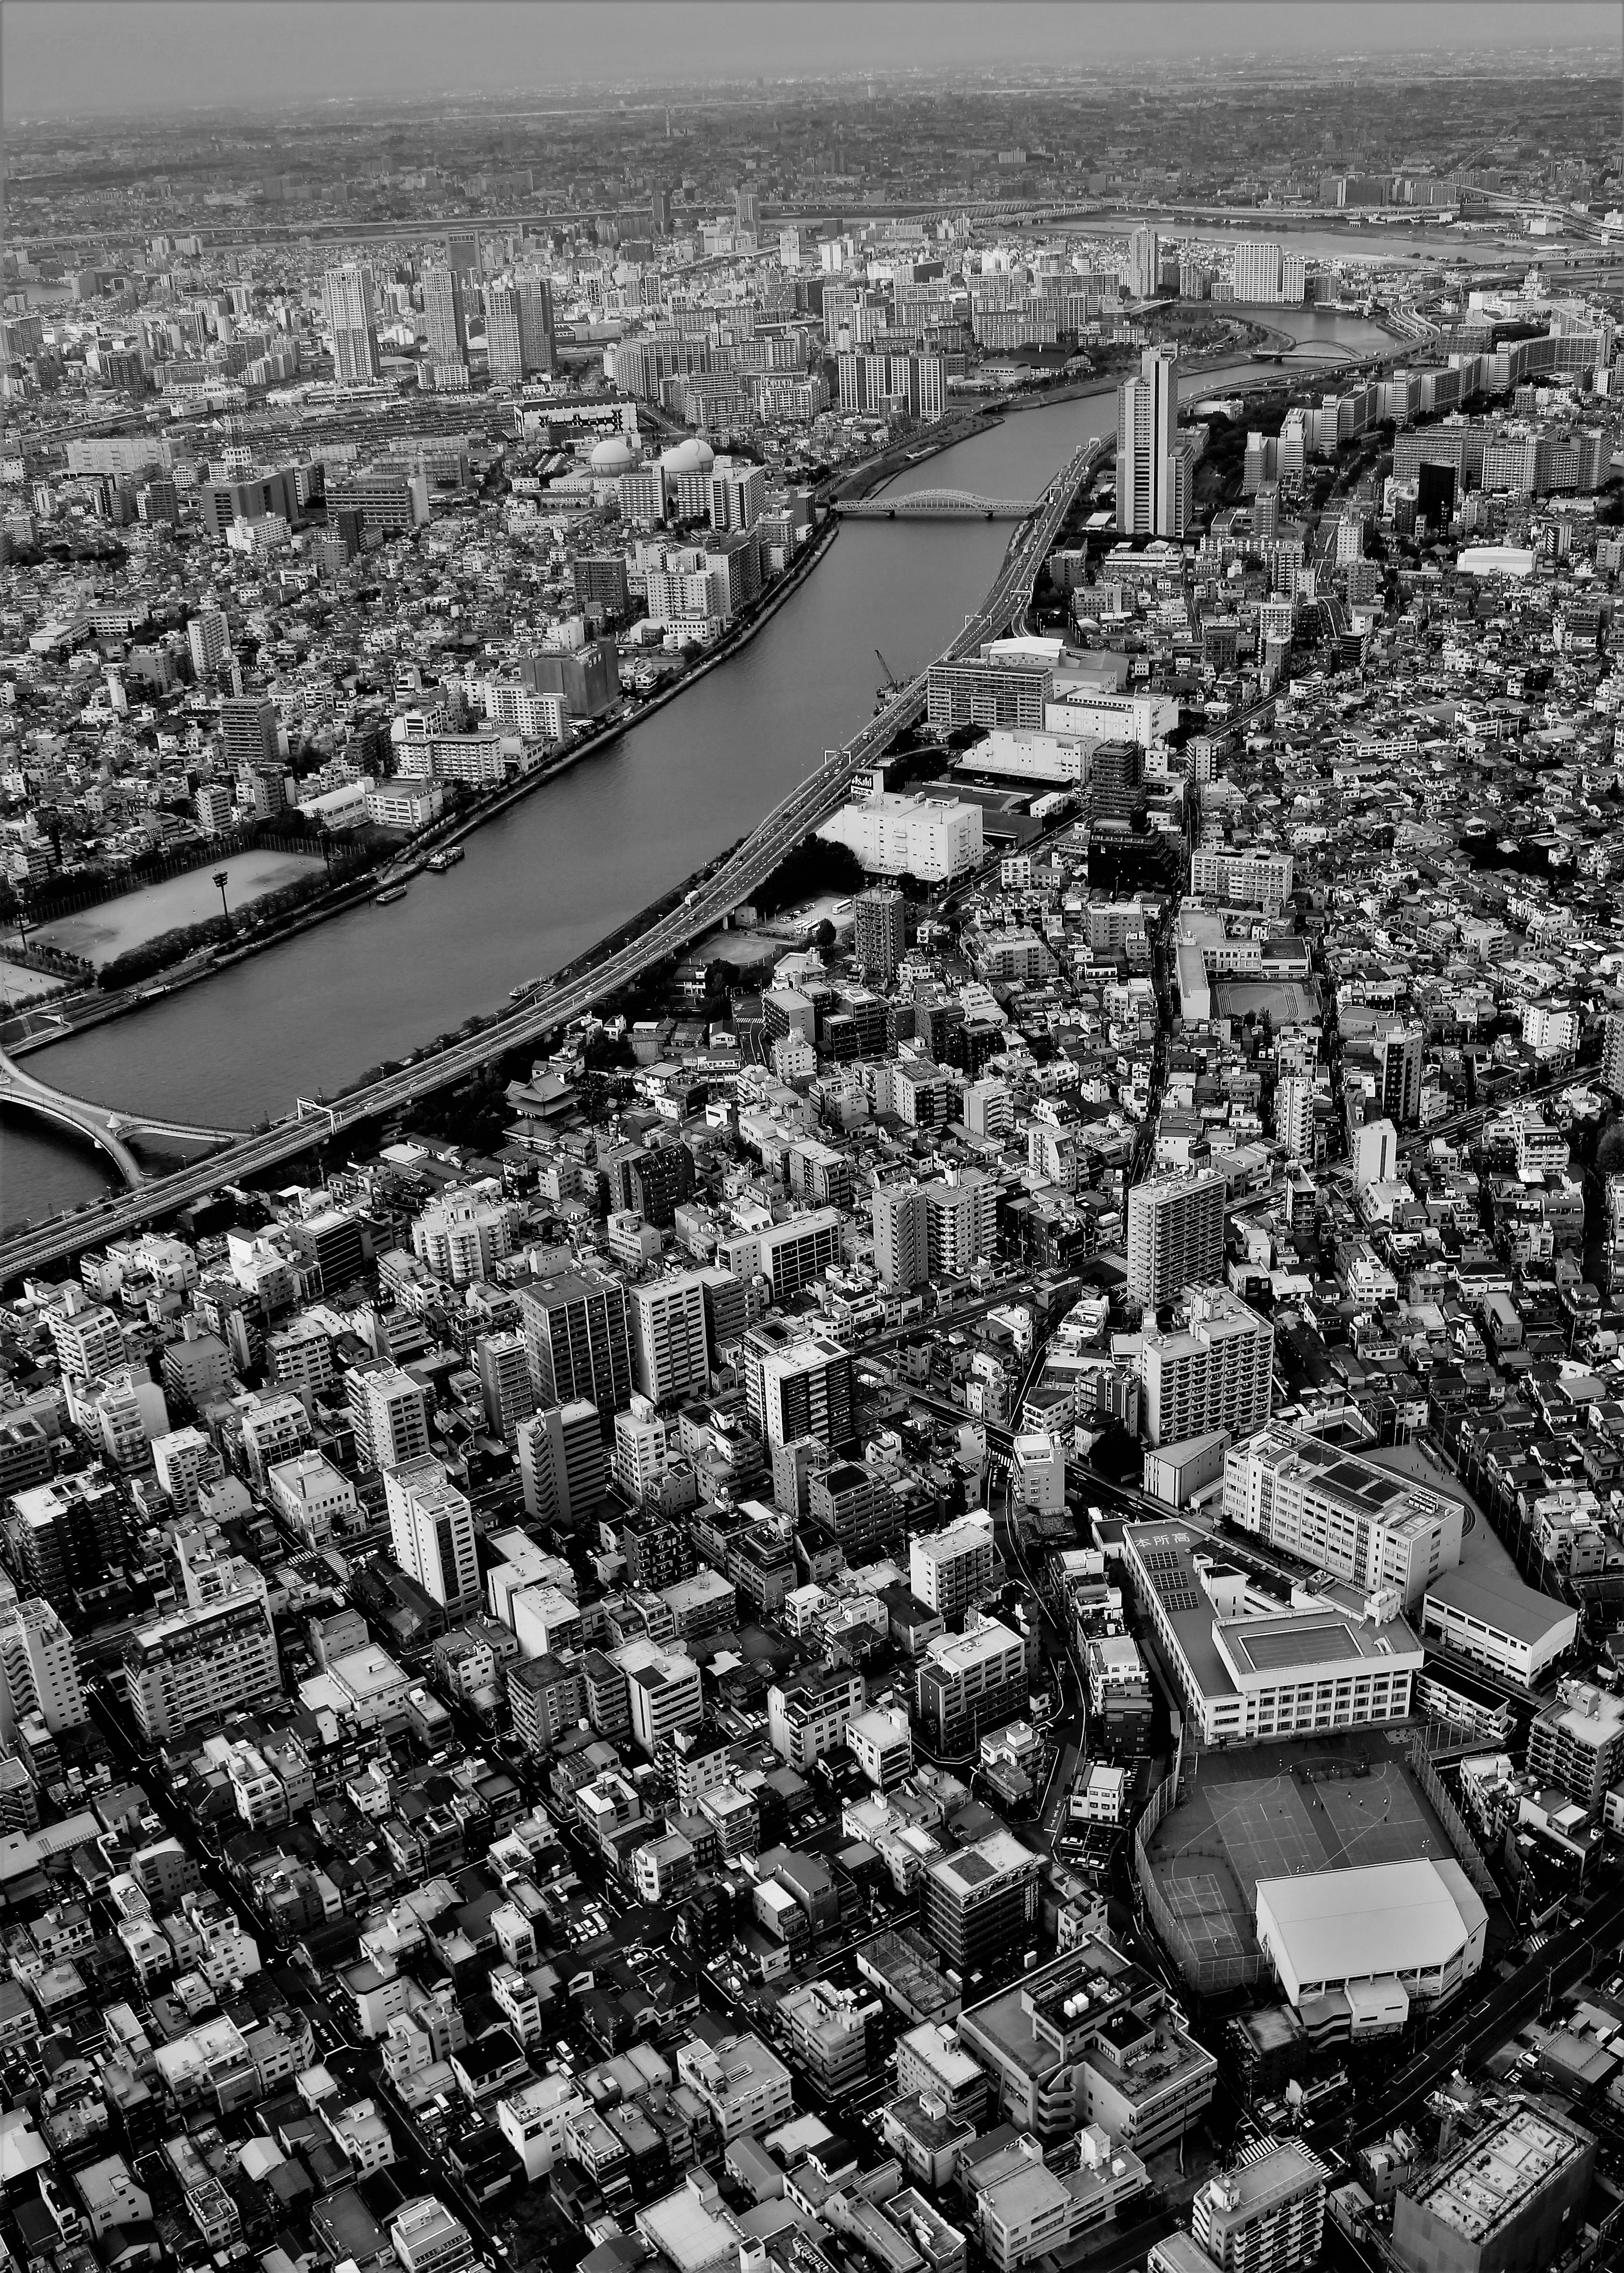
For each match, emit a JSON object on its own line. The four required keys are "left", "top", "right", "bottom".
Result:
{"left": 658, "top": 436, "right": 716, "bottom": 476}
{"left": 590, "top": 434, "right": 636, "bottom": 474}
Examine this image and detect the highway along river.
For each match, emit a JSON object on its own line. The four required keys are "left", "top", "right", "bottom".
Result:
{"left": 3, "top": 311, "right": 1393, "bottom": 1225}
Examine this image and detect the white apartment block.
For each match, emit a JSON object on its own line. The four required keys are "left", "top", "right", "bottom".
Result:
{"left": 1189, "top": 847, "right": 1294, "bottom": 916}
{"left": 1222, "top": 1426, "right": 1462, "bottom": 1611}
{"left": 1140, "top": 1287, "right": 1274, "bottom": 1450}
{"left": 911, "top": 1514, "right": 997, "bottom": 1619}
{"left": 385, "top": 1457, "right": 480, "bottom": 1618}
{"left": 625, "top": 1648, "right": 704, "bottom": 1755}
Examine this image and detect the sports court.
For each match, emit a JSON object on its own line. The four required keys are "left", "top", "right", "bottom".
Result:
{"left": 1144, "top": 1738, "right": 1454, "bottom": 1967}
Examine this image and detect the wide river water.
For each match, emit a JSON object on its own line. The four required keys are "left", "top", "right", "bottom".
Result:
{"left": 1, "top": 311, "right": 1394, "bottom": 1226}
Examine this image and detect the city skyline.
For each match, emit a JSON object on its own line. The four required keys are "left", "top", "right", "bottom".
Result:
{"left": 3, "top": 0, "right": 1618, "bottom": 117}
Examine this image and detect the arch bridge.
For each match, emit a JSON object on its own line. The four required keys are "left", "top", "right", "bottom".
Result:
{"left": 835, "top": 489, "right": 1038, "bottom": 521}
{"left": 0, "top": 1042, "right": 247, "bottom": 1187}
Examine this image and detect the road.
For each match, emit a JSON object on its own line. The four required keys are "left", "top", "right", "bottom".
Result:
{"left": 0, "top": 441, "right": 1103, "bottom": 1286}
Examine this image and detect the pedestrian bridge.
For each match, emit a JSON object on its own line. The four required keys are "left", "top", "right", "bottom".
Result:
{"left": 834, "top": 490, "right": 1038, "bottom": 520}
{"left": 0, "top": 1041, "right": 247, "bottom": 1187}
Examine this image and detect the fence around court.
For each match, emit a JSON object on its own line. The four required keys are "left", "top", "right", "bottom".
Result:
{"left": 1406, "top": 1733, "right": 1500, "bottom": 1900}
{"left": 1134, "top": 1723, "right": 1265, "bottom": 1996}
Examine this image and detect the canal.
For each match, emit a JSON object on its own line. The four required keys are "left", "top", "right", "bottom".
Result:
{"left": 2, "top": 310, "right": 1394, "bottom": 1224}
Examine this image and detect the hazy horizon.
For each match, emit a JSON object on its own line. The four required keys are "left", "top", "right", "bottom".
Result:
{"left": 5, "top": 0, "right": 1619, "bottom": 121}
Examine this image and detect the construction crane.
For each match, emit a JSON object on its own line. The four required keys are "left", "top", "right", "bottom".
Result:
{"left": 874, "top": 647, "right": 904, "bottom": 695}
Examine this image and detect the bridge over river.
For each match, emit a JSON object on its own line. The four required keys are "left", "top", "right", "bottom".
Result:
{"left": 0, "top": 442, "right": 1104, "bottom": 1285}
{"left": 834, "top": 489, "right": 1038, "bottom": 519}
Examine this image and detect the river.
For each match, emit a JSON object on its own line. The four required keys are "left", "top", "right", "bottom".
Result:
{"left": 1, "top": 310, "right": 1394, "bottom": 1226}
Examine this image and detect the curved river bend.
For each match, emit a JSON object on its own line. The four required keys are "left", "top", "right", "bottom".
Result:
{"left": 4, "top": 313, "right": 1393, "bottom": 1223}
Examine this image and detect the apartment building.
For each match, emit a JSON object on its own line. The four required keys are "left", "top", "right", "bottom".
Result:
{"left": 915, "top": 1616, "right": 1028, "bottom": 1754}
{"left": 1140, "top": 1287, "right": 1274, "bottom": 1450}
{"left": 768, "top": 1664, "right": 864, "bottom": 1768}
{"left": 1126, "top": 1171, "right": 1225, "bottom": 1309}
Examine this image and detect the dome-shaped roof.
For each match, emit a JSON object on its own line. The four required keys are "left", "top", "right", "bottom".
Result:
{"left": 589, "top": 434, "right": 636, "bottom": 473}
{"left": 658, "top": 436, "right": 716, "bottom": 476}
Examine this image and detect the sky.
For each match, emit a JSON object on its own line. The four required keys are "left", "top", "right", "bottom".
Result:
{"left": 4, "top": 1, "right": 1618, "bottom": 119}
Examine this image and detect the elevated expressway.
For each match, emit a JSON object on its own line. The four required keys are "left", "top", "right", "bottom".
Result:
{"left": 0, "top": 441, "right": 1101, "bottom": 1286}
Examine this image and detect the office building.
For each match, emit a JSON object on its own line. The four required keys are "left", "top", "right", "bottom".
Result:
{"left": 910, "top": 1516, "right": 997, "bottom": 1620}
{"left": 1191, "top": 2143, "right": 1326, "bottom": 2273}
{"left": 322, "top": 263, "right": 381, "bottom": 384}
{"left": 386, "top": 1457, "right": 480, "bottom": 1620}
{"left": 1140, "top": 1287, "right": 1273, "bottom": 1450}
{"left": 187, "top": 606, "right": 229, "bottom": 679}
{"left": 676, "top": 2034, "right": 795, "bottom": 2144}
{"left": 1116, "top": 344, "right": 1181, "bottom": 538}
{"left": 1223, "top": 1426, "right": 1462, "bottom": 1610}
{"left": 422, "top": 263, "right": 469, "bottom": 385}
{"left": 872, "top": 1184, "right": 930, "bottom": 1292}
{"left": 717, "top": 1206, "right": 844, "bottom": 1297}
{"left": 346, "top": 1362, "right": 431, "bottom": 1472}
{"left": 518, "top": 1401, "right": 607, "bottom": 1526}
{"left": 1124, "top": 1519, "right": 1422, "bottom": 1747}
{"left": 1379, "top": 1024, "right": 1425, "bottom": 1127}
{"left": 519, "top": 1271, "right": 632, "bottom": 1417}
{"left": 0, "top": 1593, "right": 87, "bottom": 1743}
{"left": 324, "top": 466, "right": 430, "bottom": 531}
{"left": 630, "top": 1272, "right": 711, "bottom": 1406}
{"left": 1391, "top": 2103, "right": 1594, "bottom": 2273}
{"left": 854, "top": 887, "right": 907, "bottom": 983}
{"left": 1126, "top": 1170, "right": 1225, "bottom": 1309}
{"left": 742, "top": 1323, "right": 855, "bottom": 1452}
{"left": 819, "top": 789, "right": 984, "bottom": 883}
{"left": 923, "top": 1829, "right": 1041, "bottom": 1977}
{"left": 123, "top": 1588, "right": 282, "bottom": 1744}
{"left": 958, "top": 1940, "right": 1218, "bottom": 2156}
{"left": 914, "top": 1615, "right": 1027, "bottom": 1754}
{"left": 485, "top": 269, "right": 554, "bottom": 382}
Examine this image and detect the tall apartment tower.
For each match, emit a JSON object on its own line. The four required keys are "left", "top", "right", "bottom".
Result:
{"left": 1126, "top": 1169, "right": 1225, "bottom": 1310}
{"left": 347, "top": 1361, "right": 431, "bottom": 1472}
{"left": 1125, "top": 225, "right": 1161, "bottom": 300}
{"left": 1275, "top": 1076, "right": 1315, "bottom": 1161}
{"left": 1190, "top": 2142, "right": 1326, "bottom": 2273}
{"left": 219, "top": 695, "right": 280, "bottom": 774}
{"left": 518, "top": 1272, "right": 631, "bottom": 1418}
{"left": 1378, "top": 1024, "right": 1424, "bottom": 1127}
{"left": 0, "top": 1590, "right": 87, "bottom": 1743}
{"left": 518, "top": 1401, "right": 607, "bottom": 1526}
{"left": 385, "top": 1456, "right": 480, "bottom": 1618}
{"left": 1116, "top": 343, "right": 1181, "bottom": 538}
{"left": 871, "top": 1184, "right": 930, "bottom": 1292}
{"left": 421, "top": 263, "right": 469, "bottom": 384}
{"left": 187, "top": 606, "right": 229, "bottom": 679}
{"left": 853, "top": 887, "right": 907, "bottom": 984}
{"left": 485, "top": 269, "right": 554, "bottom": 382}
{"left": 1139, "top": 1286, "right": 1274, "bottom": 1450}
{"left": 1603, "top": 1011, "right": 1624, "bottom": 1098}
{"left": 321, "top": 263, "right": 381, "bottom": 384}
{"left": 629, "top": 1272, "right": 711, "bottom": 1406}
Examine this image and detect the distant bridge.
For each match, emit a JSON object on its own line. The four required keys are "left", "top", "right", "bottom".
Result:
{"left": 0, "top": 1042, "right": 247, "bottom": 1187}
{"left": 835, "top": 489, "right": 1039, "bottom": 520}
